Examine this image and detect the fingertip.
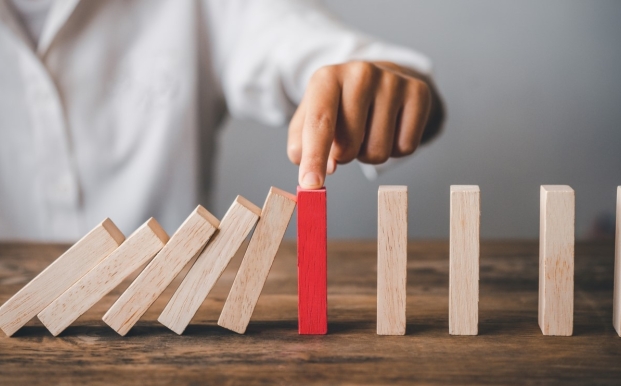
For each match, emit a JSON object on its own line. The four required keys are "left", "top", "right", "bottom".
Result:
{"left": 327, "top": 164, "right": 337, "bottom": 175}
{"left": 326, "top": 158, "right": 337, "bottom": 175}
{"left": 287, "top": 144, "right": 302, "bottom": 165}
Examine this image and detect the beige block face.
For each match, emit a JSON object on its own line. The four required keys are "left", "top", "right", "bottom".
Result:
{"left": 539, "top": 185, "right": 574, "bottom": 336}
{"left": 377, "top": 185, "right": 408, "bottom": 335}
{"left": 449, "top": 185, "right": 480, "bottom": 335}
{"left": 218, "top": 187, "right": 296, "bottom": 334}
{"left": 613, "top": 187, "right": 621, "bottom": 335}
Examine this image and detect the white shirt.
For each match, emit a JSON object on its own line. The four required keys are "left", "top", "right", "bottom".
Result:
{"left": 0, "top": 0, "right": 433, "bottom": 241}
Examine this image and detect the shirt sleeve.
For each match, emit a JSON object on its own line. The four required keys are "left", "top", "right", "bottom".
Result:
{"left": 204, "top": 0, "right": 434, "bottom": 127}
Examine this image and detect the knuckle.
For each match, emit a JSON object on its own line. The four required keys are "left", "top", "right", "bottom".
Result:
{"left": 381, "top": 72, "right": 405, "bottom": 92}
{"left": 408, "top": 79, "right": 431, "bottom": 103}
{"left": 332, "top": 145, "right": 358, "bottom": 164}
{"left": 348, "top": 61, "right": 378, "bottom": 82}
{"left": 312, "top": 65, "right": 338, "bottom": 82}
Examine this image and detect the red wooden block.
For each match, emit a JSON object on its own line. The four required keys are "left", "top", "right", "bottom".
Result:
{"left": 297, "top": 186, "right": 327, "bottom": 334}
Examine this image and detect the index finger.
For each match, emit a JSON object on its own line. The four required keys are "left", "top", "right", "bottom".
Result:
{"left": 299, "top": 68, "right": 341, "bottom": 189}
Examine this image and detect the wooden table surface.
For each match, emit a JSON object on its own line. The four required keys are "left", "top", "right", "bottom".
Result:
{"left": 0, "top": 240, "right": 620, "bottom": 385}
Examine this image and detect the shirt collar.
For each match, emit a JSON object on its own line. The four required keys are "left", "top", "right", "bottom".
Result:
{"left": 0, "top": 0, "right": 81, "bottom": 57}
{"left": 37, "top": 0, "right": 81, "bottom": 56}
{"left": 0, "top": 0, "right": 36, "bottom": 51}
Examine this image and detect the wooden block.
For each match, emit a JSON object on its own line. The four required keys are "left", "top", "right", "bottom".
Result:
{"left": 297, "top": 186, "right": 327, "bottom": 335}
{"left": 449, "top": 185, "right": 480, "bottom": 335}
{"left": 103, "top": 206, "right": 219, "bottom": 336}
{"left": 37, "top": 218, "right": 169, "bottom": 336}
{"left": 218, "top": 187, "right": 296, "bottom": 334}
{"left": 377, "top": 185, "right": 408, "bottom": 335}
{"left": 613, "top": 186, "right": 621, "bottom": 335}
{"left": 539, "top": 185, "right": 574, "bottom": 336}
{"left": 0, "top": 219, "right": 124, "bottom": 337}
{"left": 158, "top": 196, "right": 261, "bottom": 335}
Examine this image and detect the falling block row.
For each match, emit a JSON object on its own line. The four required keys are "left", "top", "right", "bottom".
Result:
{"left": 0, "top": 219, "right": 125, "bottom": 336}
{"left": 0, "top": 187, "right": 298, "bottom": 337}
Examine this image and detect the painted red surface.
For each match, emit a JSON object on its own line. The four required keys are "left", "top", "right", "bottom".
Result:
{"left": 297, "top": 186, "right": 327, "bottom": 334}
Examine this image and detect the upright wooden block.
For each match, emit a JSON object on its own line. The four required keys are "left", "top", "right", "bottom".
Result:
{"left": 158, "top": 196, "right": 261, "bottom": 335}
{"left": 613, "top": 187, "right": 621, "bottom": 335}
{"left": 377, "top": 186, "right": 408, "bottom": 335}
{"left": 449, "top": 185, "right": 480, "bottom": 335}
{"left": 0, "top": 219, "right": 124, "bottom": 337}
{"left": 539, "top": 185, "right": 574, "bottom": 336}
{"left": 218, "top": 187, "right": 296, "bottom": 334}
{"left": 297, "top": 186, "right": 327, "bottom": 335}
{"left": 37, "top": 218, "right": 169, "bottom": 336}
{"left": 103, "top": 206, "right": 219, "bottom": 336}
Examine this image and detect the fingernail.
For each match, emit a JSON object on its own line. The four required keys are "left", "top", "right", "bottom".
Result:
{"left": 301, "top": 172, "right": 322, "bottom": 189}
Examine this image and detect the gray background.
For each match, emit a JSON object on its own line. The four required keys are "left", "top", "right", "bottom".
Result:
{"left": 211, "top": 0, "right": 621, "bottom": 240}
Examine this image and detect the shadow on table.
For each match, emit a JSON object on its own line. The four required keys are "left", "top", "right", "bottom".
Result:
{"left": 9, "top": 317, "right": 611, "bottom": 338}
{"left": 11, "top": 325, "right": 121, "bottom": 338}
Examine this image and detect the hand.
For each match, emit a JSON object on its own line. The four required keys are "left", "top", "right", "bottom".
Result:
{"left": 288, "top": 61, "right": 444, "bottom": 189}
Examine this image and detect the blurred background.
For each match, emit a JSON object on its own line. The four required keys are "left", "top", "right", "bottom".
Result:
{"left": 212, "top": 0, "right": 621, "bottom": 240}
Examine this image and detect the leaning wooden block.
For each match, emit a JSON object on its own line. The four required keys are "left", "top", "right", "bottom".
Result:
{"left": 377, "top": 185, "right": 408, "bottom": 335}
{"left": 37, "top": 218, "right": 169, "bottom": 336}
{"left": 539, "top": 185, "right": 574, "bottom": 336}
{"left": 103, "top": 206, "right": 219, "bottom": 336}
{"left": 449, "top": 185, "right": 480, "bottom": 335}
{"left": 158, "top": 196, "right": 261, "bottom": 335}
{"left": 0, "top": 219, "right": 124, "bottom": 337}
{"left": 218, "top": 187, "right": 296, "bottom": 334}
{"left": 297, "top": 186, "right": 328, "bottom": 335}
{"left": 613, "top": 187, "right": 621, "bottom": 335}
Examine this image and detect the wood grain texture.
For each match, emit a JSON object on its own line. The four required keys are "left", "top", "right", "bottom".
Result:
{"left": 0, "top": 240, "right": 620, "bottom": 385}
{"left": 38, "top": 218, "right": 169, "bottom": 336}
{"left": 0, "top": 219, "right": 124, "bottom": 337}
{"left": 377, "top": 185, "right": 408, "bottom": 335}
{"left": 614, "top": 186, "right": 621, "bottom": 335}
{"left": 449, "top": 185, "right": 480, "bottom": 335}
{"left": 218, "top": 187, "right": 296, "bottom": 334}
{"left": 158, "top": 196, "right": 260, "bottom": 335}
{"left": 103, "top": 206, "right": 219, "bottom": 336}
{"left": 297, "top": 186, "right": 327, "bottom": 335}
{"left": 539, "top": 185, "right": 574, "bottom": 336}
